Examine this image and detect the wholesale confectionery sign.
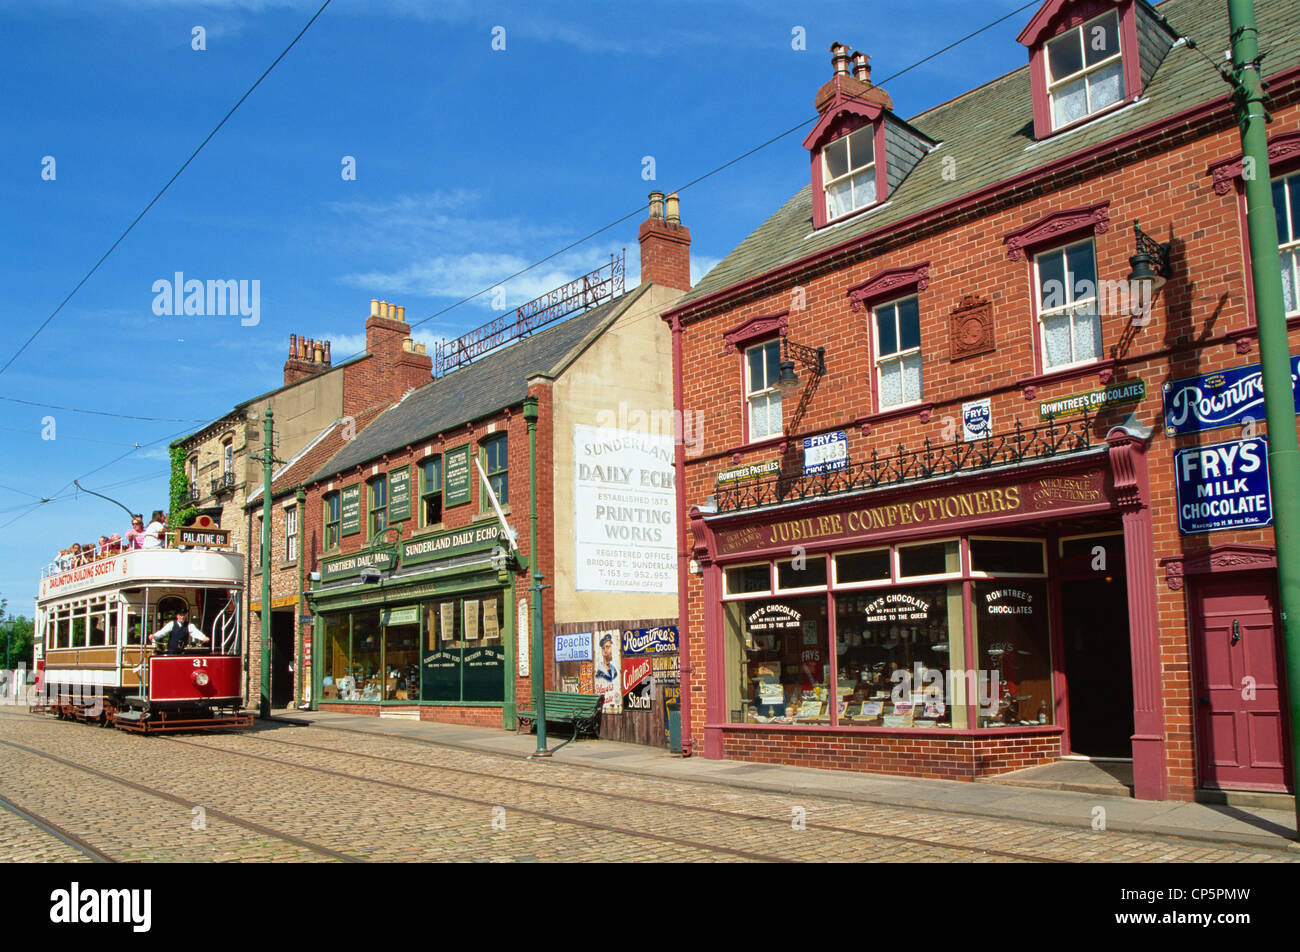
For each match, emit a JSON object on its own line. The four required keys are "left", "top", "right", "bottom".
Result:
{"left": 1162, "top": 355, "right": 1300, "bottom": 436}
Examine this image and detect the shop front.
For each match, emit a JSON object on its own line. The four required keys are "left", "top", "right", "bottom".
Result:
{"left": 690, "top": 433, "right": 1167, "bottom": 791}
{"left": 308, "top": 523, "right": 517, "bottom": 727}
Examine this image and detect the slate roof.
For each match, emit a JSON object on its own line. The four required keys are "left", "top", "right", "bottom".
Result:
{"left": 307, "top": 284, "right": 648, "bottom": 483}
{"left": 676, "top": 0, "right": 1300, "bottom": 309}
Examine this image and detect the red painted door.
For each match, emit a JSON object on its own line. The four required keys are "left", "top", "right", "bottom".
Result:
{"left": 1190, "top": 574, "right": 1291, "bottom": 792}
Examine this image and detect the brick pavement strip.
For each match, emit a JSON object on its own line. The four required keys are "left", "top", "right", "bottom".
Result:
{"left": 2, "top": 710, "right": 1295, "bottom": 863}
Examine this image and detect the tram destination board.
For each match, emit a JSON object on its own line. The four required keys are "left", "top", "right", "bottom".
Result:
{"left": 176, "top": 527, "right": 230, "bottom": 547}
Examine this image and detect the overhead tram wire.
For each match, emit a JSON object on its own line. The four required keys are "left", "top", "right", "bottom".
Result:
{"left": 331, "top": 0, "right": 1042, "bottom": 363}
{"left": 0, "top": 396, "right": 210, "bottom": 424}
{"left": 0, "top": 0, "right": 336, "bottom": 380}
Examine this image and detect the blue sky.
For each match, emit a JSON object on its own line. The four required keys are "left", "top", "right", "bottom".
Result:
{"left": 0, "top": 0, "right": 1035, "bottom": 609}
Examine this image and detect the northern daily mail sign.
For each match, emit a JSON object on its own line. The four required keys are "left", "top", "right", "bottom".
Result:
{"left": 1175, "top": 437, "right": 1273, "bottom": 535}
{"left": 1162, "top": 355, "right": 1300, "bottom": 436}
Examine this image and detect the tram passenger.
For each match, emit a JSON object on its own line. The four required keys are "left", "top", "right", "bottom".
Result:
{"left": 150, "top": 608, "right": 211, "bottom": 654}
{"left": 142, "top": 510, "right": 167, "bottom": 549}
{"left": 124, "top": 515, "right": 148, "bottom": 550}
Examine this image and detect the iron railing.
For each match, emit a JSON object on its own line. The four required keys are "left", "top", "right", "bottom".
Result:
{"left": 210, "top": 470, "right": 236, "bottom": 496}
{"left": 714, "top": 411, "right": 1097, "bottom": 514}
{"left": 434, "top": 250, "right": 625, "bottom": 377}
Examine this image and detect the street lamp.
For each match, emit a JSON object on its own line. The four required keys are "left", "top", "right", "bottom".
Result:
{"left": 776, "top": 338, "right": 826, "bottom": 391}
{"left": 1125, "top": 220, "right": 1172, "bottom": 317}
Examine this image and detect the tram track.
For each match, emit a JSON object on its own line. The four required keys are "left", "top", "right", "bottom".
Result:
{"left": 0, "top": 737, "right": 365, "bottom": 863}
{"left": 0, "top": 790, "right": 116, "bottom": 863}
{"left": 264, "top": 724, "right": 1074, "bottom": 861}
{"left": 170, "top": 731, "right": 1060, "bottom": 863}
{"left": 162, "top": 735, "right": 798, "bottom": 862}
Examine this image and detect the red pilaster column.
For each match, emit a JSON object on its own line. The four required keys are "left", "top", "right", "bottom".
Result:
{"left": 1107, "top": 424, "right": 1168, "bottom": 800}
{"left": 701, "top": 557, "right": 725, "bottom": 759}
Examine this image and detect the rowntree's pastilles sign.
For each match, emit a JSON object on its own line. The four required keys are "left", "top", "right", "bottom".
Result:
{"left": 1162, "top": 355, "right": 1300, "bottom": 436}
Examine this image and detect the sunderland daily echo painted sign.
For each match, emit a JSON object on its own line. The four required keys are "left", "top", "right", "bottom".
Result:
{"left": 1162, "top": 355, "right": 1300, "bottom": 436}
{"left": 1175, "top": 437, "right": 1272, "bottom": 535}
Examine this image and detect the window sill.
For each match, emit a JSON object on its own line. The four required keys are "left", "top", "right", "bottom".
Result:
{"left": 1027, "top": 96, "right": 1147, "bottom": 150}
{"left": 856, "top": 401, "right": 934, "bottom": 433}
{"left": 1018, "top": 358, "right": 1116, "bottom": 400}
{"left": 474, "top": 506, "right": 511, "bottom": 522}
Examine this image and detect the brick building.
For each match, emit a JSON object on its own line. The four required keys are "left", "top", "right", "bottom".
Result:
{"left": 663, "top": 0, "right": 1300, "bottom": 801}
{"left": 177, "top": 301, "right": 435, "bottom": 707}
{"left": 291, "top": 198, "right": 691, "bottom": 736}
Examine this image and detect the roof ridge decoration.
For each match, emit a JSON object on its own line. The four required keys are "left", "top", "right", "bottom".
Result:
{"left": 1003, "top": 201, "right": 1110, "bottom": 260}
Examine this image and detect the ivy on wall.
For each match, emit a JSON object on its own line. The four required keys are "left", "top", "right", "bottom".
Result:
{"left": 169, "top": 444, "right": 198, "bottom": 526}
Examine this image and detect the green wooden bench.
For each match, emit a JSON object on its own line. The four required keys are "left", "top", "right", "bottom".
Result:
{"left": 516, "top": 691, "right": 602, "bottom": 741}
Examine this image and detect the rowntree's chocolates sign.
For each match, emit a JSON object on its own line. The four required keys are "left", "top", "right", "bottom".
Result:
{"left": 713, "top": 469, "right": 1109, "bottom": 555}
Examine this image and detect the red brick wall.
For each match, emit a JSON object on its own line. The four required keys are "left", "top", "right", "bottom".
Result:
{"left": 419, "top": 705, "right": 503, "bottom": 728}
{"left": 721, "top": 728, "right": 1062, "bottom": 780}
{"left": 675, "top": 90, "right": 1300, "bottom": 798}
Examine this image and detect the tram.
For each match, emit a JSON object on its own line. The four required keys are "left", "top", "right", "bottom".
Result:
{"left": 33, "top": 531, "right": 252, "bottom": 733}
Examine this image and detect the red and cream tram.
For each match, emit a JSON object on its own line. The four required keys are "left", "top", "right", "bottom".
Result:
{"left": 34, "top": 535, "right": 252, "bottom": 733}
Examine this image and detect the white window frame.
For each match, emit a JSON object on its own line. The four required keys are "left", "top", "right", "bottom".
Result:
{"left": 222, "top": 440, "right": 233, "bottom": 476}
{"left": 1046, "top": 10, "right": 1125, "bottom": 130}
{"left": 745, "top": 340, "right": 783, "bottom": 442}
{"left": 870, "top": 294, "right": 924, "bottom": 410}
{"left": 894, "top": 538, "right": 962, "bottom": 582}
{"left": 1275, "top": 171, "right": 1300, "bottom": 316}
{"left": 722, "top": 562, "right": 775, "bottom": 600}
{"left": 774, "top": 554, "right": 829, "bottom": 593}
{"left": 285, "top": 506, "right": 299, "bottom": 563}
{"left": 830, "top": 547, "right": 893, "bottom": 590}
{"left": 822, "top": 126, "right": 877, "bottom": 221}
{"left": 1033, "top": 239, "right": 1101, "bottom": 371}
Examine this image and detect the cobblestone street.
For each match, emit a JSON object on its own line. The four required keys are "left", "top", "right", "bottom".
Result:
{"left": 2, "top": 709, "right": 1295, "bottom": 863}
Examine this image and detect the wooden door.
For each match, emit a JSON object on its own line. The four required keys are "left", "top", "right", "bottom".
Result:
{"left": 1190, "top": 574, "right": 1291, "bottom": 792}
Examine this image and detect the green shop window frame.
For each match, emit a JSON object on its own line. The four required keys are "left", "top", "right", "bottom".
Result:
{"left": 481, "top": 434, "right": 508, "bottom": 508}
{"left": 368, "top": 474, "right": 388, "bottom": 539}
{"left": 420, "top": 455, "right": 443, "bottom": 528}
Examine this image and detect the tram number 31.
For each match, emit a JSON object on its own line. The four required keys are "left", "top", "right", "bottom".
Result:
{"left": 192, "top": 658, "right": 209, "bottom": 668}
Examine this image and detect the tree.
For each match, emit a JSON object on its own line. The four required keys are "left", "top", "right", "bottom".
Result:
{"left": 2, "top": 616, "right": 34, "bottom": 669}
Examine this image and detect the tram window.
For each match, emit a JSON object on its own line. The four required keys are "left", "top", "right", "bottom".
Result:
{"left": 106, "top": 607, "right": 118, "bottom": 646}
{"left": 89, "top": 612, "right": 106, "bottom": 647}
{"left": 70, "top": 612, "right": 86, "bottom": 648}
{"left": 124, "top": 610, "right": 142, "bottom": 646}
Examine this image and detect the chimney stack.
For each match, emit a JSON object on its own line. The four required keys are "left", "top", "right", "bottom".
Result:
{"left": 815, "top": 42, "right": 892, "bottom": 114}
{"left": 283, "top": 331, "right": 333, "bottom": 385}
{"left": 360, "top": 297, "right": 432, "bottom": 401}
{"left": 637, "top": 191, "right": 692, "bottom": 292}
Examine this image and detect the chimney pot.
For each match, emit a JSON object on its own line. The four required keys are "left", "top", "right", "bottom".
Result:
{"left": 396, "top": 305, "right": 405, "bottom": 322}
{"left": 830, "top": 42, "right": 851, "bottom": 76}
{"left": 648, "top": 191, "right": 665, "bottom": 220}
{"left": 314, "top": 341, "right": 324, "bottom": 363}
{"left": 852, "top": 51, "right": 871, "bottom": 83}
{"left": 665, "top": 193, "right": 680, "bottom": 225}
{"left": 402, "top": 337, "right": 414, "bottom": 353}
{"left": 289, "top": 333, "right": 297, "bottom": 358}
{"left": 370, "top": 299, "right": 379, "bottom": 318}
{"left": 324, "top": 341, "right": 331, "bottom": 363}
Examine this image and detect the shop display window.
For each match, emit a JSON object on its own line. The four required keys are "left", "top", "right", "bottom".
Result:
{"left": 972, "top": 579, "right": 1054, "bottom": 727}
{"left": 727, "top": 595, "right": 830, "bottom": 725}
{"left": 320, "top": 613, "right": 349, "bottom": 701}
{"left": 775, "top": 555, "right": 827, "bottom": 591}
{"left": 349, "top": 611, "right": 382, "bottom": 701}
{"left": 421, "top": 596, "right": 506, "bottom": 703}
{"left": 837, "top": 582, "right": 967, "bottom": 728}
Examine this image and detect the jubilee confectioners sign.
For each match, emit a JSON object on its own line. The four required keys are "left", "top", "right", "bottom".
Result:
{"left": 713, "top": 469, "right": 1109, "bottom": 555}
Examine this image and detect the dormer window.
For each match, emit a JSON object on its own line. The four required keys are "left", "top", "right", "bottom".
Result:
{"left": 823, "top": 127, "right": 877, "bottom": 220}
{"left": 1045, "top": 10, "right": 1123, "bottom": 128}
{"left": 1018, "top": 0, "right": 1176, "bottom": 141}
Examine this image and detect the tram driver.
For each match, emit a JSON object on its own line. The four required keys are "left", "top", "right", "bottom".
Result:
{"left": 150, "top": 608, "right": 211, "bottom": 655}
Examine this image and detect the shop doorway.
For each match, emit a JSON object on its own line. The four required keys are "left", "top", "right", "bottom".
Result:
{"left": 1059, "top": 532, "right": 1133, "bottom": 759}
{"left": 271, "top": 610, "right": 294, "bottom": 708}
{"left": 1189, "top": 573, "right": 1291, "bottom": 793}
